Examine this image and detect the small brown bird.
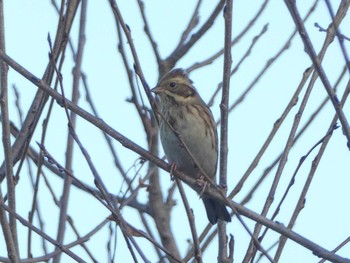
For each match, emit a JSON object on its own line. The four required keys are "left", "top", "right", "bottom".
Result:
{"left": 152, "top": 68, "right": 231, "bottom": 224}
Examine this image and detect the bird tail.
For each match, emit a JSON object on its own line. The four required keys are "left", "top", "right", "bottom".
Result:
{"left": 202, "top": 197, "right": 231, "bottom": 224}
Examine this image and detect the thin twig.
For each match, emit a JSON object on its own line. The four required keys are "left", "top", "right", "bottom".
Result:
{"left": 174, "top": 0, "right": 202, "bottom": 51}
{"left": 136, "top": 0, "right": 162, "bottom": 66}
{"left": 165, "top": 0, "right": 226, "bottom": 71}
{"left": 319, "top": 237, "right": 350, "bottom": 263}
{"left": 67, "top": 216, "right": 99, "bottom": 263}
{"left": 324, "top": 0, "right": 350, "bottom": 73}
{"left": 214, "top": 22, "right": 269, "bottom": 120}
{"left": 188, "top": 0, "right": 269, "bottom": 74}
{"left": 175, "top": 179, "right": 202, "bottom": 263}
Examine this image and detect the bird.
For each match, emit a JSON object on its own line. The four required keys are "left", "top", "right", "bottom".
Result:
{"left": 151, "top": 68, "right": 231, "bottom": 224}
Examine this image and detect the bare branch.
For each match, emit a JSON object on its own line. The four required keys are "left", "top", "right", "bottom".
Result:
{"left": 0, "top": 0, "right": 19, "bottom": 260}
{"left": 284, "top": 0, "right": 350, "bottom": 148}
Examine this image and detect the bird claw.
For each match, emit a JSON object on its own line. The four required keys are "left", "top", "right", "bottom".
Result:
{"left": 197, "top": 176, "right": 208, "bottom": 197}
{"left": 169, "top": 163, "right": 177, "bottom": 181}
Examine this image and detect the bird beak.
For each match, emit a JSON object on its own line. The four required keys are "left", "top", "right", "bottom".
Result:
{"left": 151, "top": 86, "right": 163, "bottom": 94}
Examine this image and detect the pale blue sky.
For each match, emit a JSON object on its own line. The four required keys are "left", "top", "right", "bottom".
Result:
{"left": 1, "top": 1, "right": 350, "bottom": 262}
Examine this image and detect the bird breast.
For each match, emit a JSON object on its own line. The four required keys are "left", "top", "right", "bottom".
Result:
{"left": 159, "top": 103, "right": 218, "bottom": 180}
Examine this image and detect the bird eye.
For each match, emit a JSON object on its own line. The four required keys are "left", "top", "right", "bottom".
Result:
{"left": 169, "top": 82, "right": 176, "bottom": 88}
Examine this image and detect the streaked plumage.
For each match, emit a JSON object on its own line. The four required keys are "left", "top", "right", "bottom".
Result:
{"left": 152, "top": 68, "right": 231, "bottom": 224}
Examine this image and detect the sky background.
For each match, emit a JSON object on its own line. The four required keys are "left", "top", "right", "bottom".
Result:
{"left": 1, "top": 0, "right": 350, "bottom": 262}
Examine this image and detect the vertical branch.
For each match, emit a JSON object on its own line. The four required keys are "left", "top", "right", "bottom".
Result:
{"left": 218, "top": 0, "right": 233, "bottom": 262}
{"left": 53, "top": 1, "right": 87, "bottom": 262}
{"left": 0, "top": 0, "right": 19, "bottom": 261}
{"left": 220, "top": 0, "right": 233, "bottom": 186}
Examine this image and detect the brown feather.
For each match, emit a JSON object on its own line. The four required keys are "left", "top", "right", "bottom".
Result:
{"left": 152, "top": 68, "right": 230, "bottom": 224}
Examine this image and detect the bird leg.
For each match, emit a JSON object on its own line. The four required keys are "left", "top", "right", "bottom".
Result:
{"left": 197, "top": 175, "right": 208, "bottom": 197}
{"left": 169, "top": 163, "right": 177, "bottom": 181}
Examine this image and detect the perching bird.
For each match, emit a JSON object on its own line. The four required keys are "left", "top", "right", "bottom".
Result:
{"left": 152, "top": 68, "right": 231, "bottom": 224}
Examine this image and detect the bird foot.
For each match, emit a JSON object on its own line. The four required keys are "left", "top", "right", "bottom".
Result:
{"left": 197, "top": 175, "right": 208, "bottom": 197}
{"left": 169, "top": 163, "right": 177, "bottom": 181}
